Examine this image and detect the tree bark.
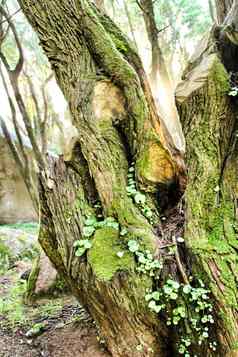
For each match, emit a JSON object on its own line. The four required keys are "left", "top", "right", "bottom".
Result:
{"left": 215, "top": 0, "right": 233, "bottom": 23}
{"left": 137, "top": 0, "right": 171, "bottom": 90}
{"left": 176, "top": 25, "right": 238, "bottom": 356}
{"left": 17, "top": 1, "right": 187, "bottom": 355}
{"left": 123, "top": 0, "right": 139, "bottom": 51}
{"left": 17, "top": 0, "right": 238, "bottom": 356}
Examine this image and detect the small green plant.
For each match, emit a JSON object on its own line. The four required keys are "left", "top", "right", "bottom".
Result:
{"left": 0, "top": 237, "right": 11, "bottom": 272}
{"left": 228, "top": 86, "right": 238, "bottom": 96}
{"left": 83, "top": 215, "right": 119, "bottom": 233}
{"left": 74, "top": 215, "right": 121, "bottom": 257}
{"left": 73, "top": 239, "right": 92, "bottom": 256}
{"left": 145, "top": 279, "right": 216, "bottom": 356}
{"left": 127, "top": 240, "right": 163, "bottom": 278}
{"left": 25, "top": 322, "right": 46, "bottom": 337}
{"left": 126, "top": 165, "right": 154, "bottom": 223}
{"left": 0, "top": 279, "right": 27, "bottom": 328}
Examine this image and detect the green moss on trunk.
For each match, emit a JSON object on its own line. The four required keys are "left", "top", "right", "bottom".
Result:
{"left": 88, "top": 227, "right": 134, "bottom": 281}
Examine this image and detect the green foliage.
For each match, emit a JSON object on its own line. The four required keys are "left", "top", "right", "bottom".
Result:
{"left": 229, "top": 86, "right": 238, "bottom": 96}
{"left": 126, "top": 165, "right": 154, "bottom": 223}
{"left": 73, "top": 239, "right": 92, "bottom": 257}
{"left": 155, "top": 0, "right": 212, "bottom": 47}
{"left": 146, "top": 279, "right": 216, "bottom": 356}
{"left": 0, "top": 274, "right": 64, "bottom": 329}
{"left": 0, "top": 237, "right": 12, "bottom": 272}
{"left": 88, "top": 227, "right": 134, "bottom": 281}
{"left": 0, "top": 222, "right": 39, "bottom": 234}
{"left": 0, "top": 279, "right": 27, "bottom": 328}
{"left": 74, "top": 215, "right": 122, "bottom": 257}
{"left": 128, "top": 239, "right": 140, "bottom": 253}
{"left": 25, "top": 322, "right": 46, "bottom": 337}
{"left": 125, "top": 228, "right": 217, "bottom": 355}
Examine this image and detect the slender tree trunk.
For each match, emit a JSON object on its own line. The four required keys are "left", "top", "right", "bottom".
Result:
{"left": 215, "top": 0, "right": 233, "bottom": 23}
{"left": 122, "top": 0, "right": 139, "bottom": 51}
{"left": 137, "top": 0, "right": 185, "bottom": 155}
{"left": 209, "top": 0, "right": 216, "bottom": 22}
{"left": 138, "top": 0, "right": 171, "bottom": 90}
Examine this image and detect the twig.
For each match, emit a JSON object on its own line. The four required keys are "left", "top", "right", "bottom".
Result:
{"left": 172, "top": 235, "right": 189, "bottom": 285}
{"left": 0, "top": 8, "right": 21, "bottom": 26}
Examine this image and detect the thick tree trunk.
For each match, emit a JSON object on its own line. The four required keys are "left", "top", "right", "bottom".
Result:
{"left": 176, "top": 30, "right": 238, "bottom": 355}
{"left": 17, "top": 1, "right": 186, "bottom": 356}
{"left": 17, "top": 0, "right": 238, "bottom": 356}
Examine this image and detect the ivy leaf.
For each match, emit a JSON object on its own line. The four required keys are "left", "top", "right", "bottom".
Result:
{"left": 163, "top": 286, "right": 173, "bottom": 295}
{"left": 106, "top": 221, "right": 119, "bottom": 230}
{"left": 148, "top": 300, "right": 164, "bottom": 313}
{"left": 144, "top": 208, "right": 153, "bottom": 218}
{"left": 85, "top": 216, "right": 97, "bottom": 226}
{"left": 83, "top": 240, "right": 92, "bottom": 249}
{"left": 82, "top": 226, "right": 95, "bottom": 237}
{"left": 126, "top": 186, "right": 137, "bottom": 195}
{"left": 229, "top": 89, "right": 238, "bottom": 96}
{"left": 148, "top": 300, "right": 157, "bottom": 310}
{"left": 170, "top": 292, "right": 178, "bottom": 300}
{"left": 138, "top": 254, "right": 147, "bottom": 264}
{"left": 145, "top": 293, "right": 152, "bottom": 301}
{"left": 128, "top": 240, "right": 139, "bottom": 252}
{"left": 120, "top": 227, "right": 128, "bottom": 236}
{"left": 183, "top": 285, "right": 191, "bottom": 294}
{"left": 151, "top": 291, "right": 161, "bottom": 301}
{"left": 75, "top": 247, "right": 86, "bottom": 256}
{"left": 134, "top": 192, "right": 146, "bottom": 205}
{"left": 117, "top": 251, "right": 124, "bottom": 258}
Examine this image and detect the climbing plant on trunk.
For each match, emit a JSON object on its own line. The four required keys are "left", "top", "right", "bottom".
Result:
{"left": 17, "top": 0, "right": 238, "bottom": 356}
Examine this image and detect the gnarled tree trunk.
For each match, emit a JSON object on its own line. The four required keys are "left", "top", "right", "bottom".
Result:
{"left": 17, "top": 0, "right": 238, "bottom": 356}
{"left": 176, "top": 22, "right": 238, "bottom": 357}
{"left": 17, "top": 1, "right": 185, "bottom": 356}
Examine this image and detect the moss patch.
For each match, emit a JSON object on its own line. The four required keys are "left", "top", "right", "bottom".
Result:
{"left": 88, "top": 227, "right": 134, "bottom": 281}
{"left": 24, "top": 255, "right": 40, "bottom": 304}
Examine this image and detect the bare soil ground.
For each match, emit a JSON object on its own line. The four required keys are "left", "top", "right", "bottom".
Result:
{"left": 0, "top": 236, "right": 110, "bottom": 357}
{"left": 0, "top": 320, "right": 110, "bottom": 357}
{"left": 0, "top": 294, "right": 110, "bottom": 357}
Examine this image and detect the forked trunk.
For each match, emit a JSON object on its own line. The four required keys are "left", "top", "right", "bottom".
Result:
{"left": 18, "top": 0, "right": 238, "bottom": 356}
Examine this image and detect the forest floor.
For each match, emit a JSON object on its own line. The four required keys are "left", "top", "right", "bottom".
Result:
{"left": 0, "top": 223, "right": 110, "bottom": 357}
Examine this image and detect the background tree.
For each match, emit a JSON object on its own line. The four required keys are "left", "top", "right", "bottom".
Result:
{"left": 0, "top": 2, "right": 62, "bottom": 210}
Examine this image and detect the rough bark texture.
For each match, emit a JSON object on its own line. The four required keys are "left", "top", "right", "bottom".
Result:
{"left": 176, "top": 31, "right": 238, "bottom": 355}
{"left": 16, "top": 1, "right": 187, "bottom": 356}
{"left": 17, "top": 0, "right": 238, "bottom": 356}
{"left": 215, "top": 0, "right": 233, "bottom": 23}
